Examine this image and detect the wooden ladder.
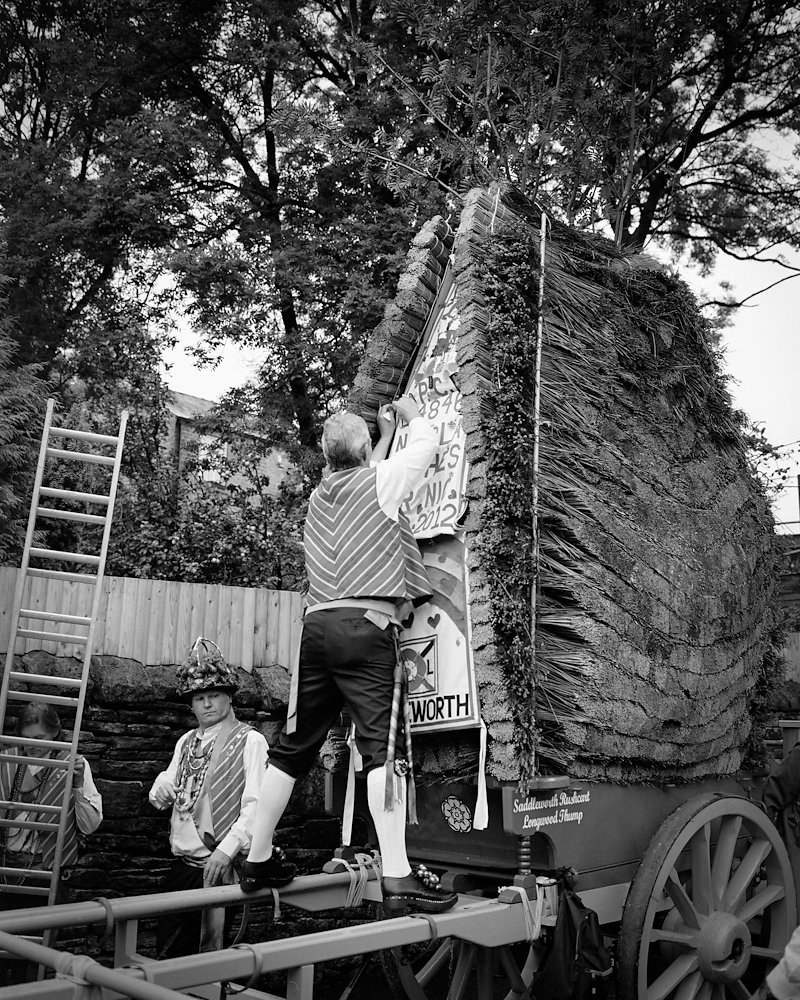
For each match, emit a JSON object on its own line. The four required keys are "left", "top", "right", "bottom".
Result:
{"left": 0, "top": 398, "right": 127, "bottom": 952}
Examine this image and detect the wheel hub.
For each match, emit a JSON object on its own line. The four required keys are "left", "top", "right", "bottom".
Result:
{"left": 695, "top": 911, "right": 752, "bottom": 984}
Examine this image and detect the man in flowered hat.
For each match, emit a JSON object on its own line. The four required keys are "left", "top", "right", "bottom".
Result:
{"left": 148, "top": 637, "right": 269, "bottom": 958}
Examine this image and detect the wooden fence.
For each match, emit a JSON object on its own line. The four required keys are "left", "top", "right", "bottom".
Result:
{"left": 0, "top": 567, "right": 302, "bottom": 671}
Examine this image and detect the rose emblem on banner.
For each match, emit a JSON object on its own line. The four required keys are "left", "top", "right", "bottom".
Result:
{"left": 441, "top": 794, "right": 472, "bottom": 833}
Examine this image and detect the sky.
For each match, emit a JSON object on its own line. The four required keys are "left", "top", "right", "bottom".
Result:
{"left": 164, "top": 250, "right": 800, "bottom": 531}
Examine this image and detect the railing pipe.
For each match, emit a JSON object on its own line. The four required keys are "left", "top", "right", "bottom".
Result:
{"left": 0, "top": 870, "right": 362, "bottom": 934}
{"left": 0, "top": 930, "right": 187, "bottom": 1000}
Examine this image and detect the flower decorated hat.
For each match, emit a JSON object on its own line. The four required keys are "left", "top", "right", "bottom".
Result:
{"left": 176, "top": 637, "right": 238, "bottom": 697}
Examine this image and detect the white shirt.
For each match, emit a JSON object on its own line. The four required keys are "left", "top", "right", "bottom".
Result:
{"left": 768, "top": 923, "right": 800, "bottom": 999}
{"left": 148, "top": 720, "right": 268, "bottom": 864}
{"left": 374, "top": 416, "right": 438, "bottom": 520}
{"left": 7, "top": 759, "right": 103, "bottom": 853}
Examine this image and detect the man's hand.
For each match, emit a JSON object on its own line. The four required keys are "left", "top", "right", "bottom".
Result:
{"left": 203, "top": 848, "right": 234, "bottom": 887}
{"left": 377, "top": 403, "right": 396, "bottom": 439}
{"left": 72, "top": 756, "right": 86, "bottom": 790}
{"left": 392, "top": 394, "right": 421, "bottom": 425}
{"left": 151, "top": 781, "right": 177, "bottom": 809}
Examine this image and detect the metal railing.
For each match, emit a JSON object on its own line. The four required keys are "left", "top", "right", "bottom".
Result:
{"left": 0, "top": 865, "right": 555, "bottom": 1000}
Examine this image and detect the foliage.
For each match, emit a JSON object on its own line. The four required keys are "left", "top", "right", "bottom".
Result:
{"left": 372, "top": 0, "right": 800, "bottom": 268}
{"left": 0, "top": 0, "right": 219, "bottom": 366}
{"left": 106, "top": 468, "right": 306, "bottom": 590}
{"left": 0, "top": 276, "right": 48, "bottom": 565}
{"left": 743, "top": 421, "right": 799, "bottom": 504}
{"left": 2, "top": 1, "right": 799, "bottom": 589}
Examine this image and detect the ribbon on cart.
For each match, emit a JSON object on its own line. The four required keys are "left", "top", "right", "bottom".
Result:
{"left": 474, "top": 718, "right": 488, "bottom": 830}
{"left": 500, "top": 885, "right": 544, "bottom": 941}
{"left": 341, "top": 724, "right": 362, "bottom": 847}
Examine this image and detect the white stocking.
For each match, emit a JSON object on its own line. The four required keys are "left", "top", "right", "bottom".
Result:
{"left": 246, "top": 766, "right": 296, "bottom": 862}
{"left": 367, "top": 766, "right": 412, "bottom": 879}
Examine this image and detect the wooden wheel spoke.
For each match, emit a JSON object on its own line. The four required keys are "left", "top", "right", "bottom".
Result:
{"left": 691, "top": 825, "right": 713, "bottom": 913}
{"left": 726, "top": 980, "right": 751, "bottom": 1000}
{"left": 646, "top": 953, "right": 701, "bottom": 1000}
{"left": 666, "top": 870, "right": 702, "bottom": 929}
{"left": 390, "top": 947, "right": 431, "bottom": 1000}
{"left": 496, "top": 944, "right": 529, "bottom": 993}
{"left": 416, "top": 942, "right": 453, "bottom": 988}
{"left": 751, "top": 945, "right": 785, "bottom": 961}
{"left": 736, "top": 883, "right": 784, "bottom": 924}
{"left": 711, "top": 815, "right": 742, "bottom": 905}
{"left": 651, "top": 927, "right": 696, "bottom": 948}
{"left": 476, "top": 947, "right": 494, "bottom": 1000}
{"left": 448, "top": 941, "right": 477, "bottom": 1000}
{"left": 673, "top": 969, "right": 704, "bottom": 1000}
{"left": 721, "top": 839, "right": 771, "bottom": 911}
{"left": 695, "top": 982, "right": 712, "bottom": 1000}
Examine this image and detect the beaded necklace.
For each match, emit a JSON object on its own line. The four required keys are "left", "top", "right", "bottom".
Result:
{"left": 0, "top": 754, "right": 55, "bottom": 885}
{"left": 174, "top": 732, "right": 216, "bottom": 816}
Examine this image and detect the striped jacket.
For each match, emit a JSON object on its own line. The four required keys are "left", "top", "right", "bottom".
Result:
{"left": 0, "top": 749, "right": 79, "bottom": 870}
{"left": 304, "top": 465, "right": 431, "bottom": 606}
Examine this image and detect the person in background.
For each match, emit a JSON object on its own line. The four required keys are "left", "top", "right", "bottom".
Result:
{"left": 761, "top": 741, "right": 800, "bottom": 840}
{"left": 0, "top": 701, "right": 102, "bottom": 984}
{"left": 149, "top": 637, "right": 269, "bottom": 958}
{"left": 755, "top": 923, "right": 800, "bottom": 1000}
{"left": 241, "top": 395, "right": 458, "bottom": 915}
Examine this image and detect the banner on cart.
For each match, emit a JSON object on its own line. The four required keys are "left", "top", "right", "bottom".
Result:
{"left": 391, "top": 274, "right": 467, "bottom": 539}
{"left": 391, "top": 267, "right": 480, "bottom": 734}
{"left": 399, "top": 534, "right": 480, "bottom": 733}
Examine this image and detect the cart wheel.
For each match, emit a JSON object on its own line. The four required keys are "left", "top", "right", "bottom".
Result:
{"left": 617, "top": 793, "right": 797, "bottom": 1000}
{"left": 379, "top": 906, "right": 544, "bottom": 1000}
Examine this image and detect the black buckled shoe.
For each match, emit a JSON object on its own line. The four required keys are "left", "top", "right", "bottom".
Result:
{"left": 240, "top": 847, "right": 296, "bottom": 892}
{"left": 382, "top": 865, "right": 458, "bottom": 915}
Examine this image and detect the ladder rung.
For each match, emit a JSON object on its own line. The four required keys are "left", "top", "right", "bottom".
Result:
{"left": 0, "top": 734, "right": 73, "bottom": 752}
{"left": 0, "top": 865, "right": 53, "bottom": 892}
{"left": 0, "top": 752, "right": 70, "bottom": 769}
{"left": 49, "top": 425, "right": 119, "bottom": 446}
{"left": 26, "top": 568, "right": 98, "bottom": 585}
{"left": 29, "top": 547, "right": 100, "bottom": 565}
{"left": 19, "top": 609, "right": 92, "bottom": 626}
{"left": 9, "top": 671, "right": 82, "bottom": 689}
{"left": 37, "top": 506, "right": 107, "bottom": 525}
{"left": 45, "top": 446, "right": 115, "bottom": 466}
{"left": 17, "top": 628, "right": 89, "bottom": 645}
{"left": 6, "top": 691, "right": 79, "bottom": 708}
{"left": 39, "top": 486, "right": 110, "bottom": 506}
{"left": 0, "top": 817, "right": 60, "bottom": 833}
{"left": 0, "top": 800, "right": 61, "bottom": 816}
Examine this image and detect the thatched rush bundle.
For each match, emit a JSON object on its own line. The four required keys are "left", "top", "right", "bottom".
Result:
{"left": 349, "top": 184, "right": 783, "bottom": 787}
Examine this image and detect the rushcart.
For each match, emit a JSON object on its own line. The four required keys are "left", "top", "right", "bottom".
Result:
{"left": 0, "top": 185, "right": 792, "bottom": 1000}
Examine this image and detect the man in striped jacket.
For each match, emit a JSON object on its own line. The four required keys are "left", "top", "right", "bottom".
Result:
{"left": 241, "top": 395, "right": 458, "bottom": 914}
{"left": 149, "top": 639, "right": 269, "bottom": 956}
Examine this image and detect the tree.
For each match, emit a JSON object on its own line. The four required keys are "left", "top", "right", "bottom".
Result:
{"left": 4, "top": 0, "right": 799, "bottom": 535}
{"left": 104, "top": 394, "right": 307, "bottom": 590}
{"left": 367, "top": 0, "right": 800, "bottom": 271}
{"left": 0, "top": 274, "right": 47, "bottom": 565}
{"left": 0, "top": 0, "right": 220, "bottom": 366}
{"left": 159, "top": 0, "right": 446, "bottom": 455}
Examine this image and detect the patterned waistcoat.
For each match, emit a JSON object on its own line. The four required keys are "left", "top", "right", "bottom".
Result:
{"left": 178, "top": 718, "right": 251, "bottom": 846}
{"left": 0, "top": 749, "right": 78, "bottom": 870}
{"left": 304, "top": 466, "right": 431, "bottom": 606}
